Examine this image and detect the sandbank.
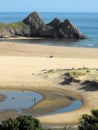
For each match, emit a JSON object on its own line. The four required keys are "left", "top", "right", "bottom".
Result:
{"left": 0, "top": 94, "right": 6, "bottom": 102}
{"left": 0, "top": 41, "right": 98, "bottom": 125}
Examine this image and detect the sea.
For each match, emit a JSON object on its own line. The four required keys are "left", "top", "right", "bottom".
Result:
{"left": 0, "top": 12, "right": 98, "bottom": 48}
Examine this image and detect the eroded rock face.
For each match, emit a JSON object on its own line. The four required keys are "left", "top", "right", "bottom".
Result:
{"left": 23, "top": 12, "right": 46, "bottom": 36}
{"left": 48, "top": 17, "right": 61, "bottom": 28}
{"left": 23, "top": 12, "right": 85, "bottom": 39}
{"left": 23, "top": 12, "right": 45, "bottom": 28}
{"left": 47, "top": 18, "right": 85, "bottom": 39}
{"left": 0, "top": 11, "right": 86, "bottom": 39}
{"left": 61, "top": 19, "right": 85, "bottom": 39}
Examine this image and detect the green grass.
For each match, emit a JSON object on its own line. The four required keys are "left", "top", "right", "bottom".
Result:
{"left": 8, "top": 22, "right": 29, "bottom": 29}
{"left": 68, "top": 70, "right": 85, "bottom": 79}
{"left": 0, "top": 22, "right": 29, "bottom": 31}
{"left": 0, "top": 23, "right": 6, "bottom": 30}
{"left": 44, "top": 68, "right": 98, "bottom": 85}
{"left": 47, "top": 69, "right": 55, "bottom": 73}
{"left": 46, "top": 68, "right": 86, "bottom": 79}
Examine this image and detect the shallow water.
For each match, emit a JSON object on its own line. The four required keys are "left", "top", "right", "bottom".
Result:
{"left": 51, "top": 100, "right": 82, "bottom": 115}
{"left": 0, "top": 90, "right": 82, "bottom": 115}
{"left": 0, "top": 90, "right": 43, "bottom": 112}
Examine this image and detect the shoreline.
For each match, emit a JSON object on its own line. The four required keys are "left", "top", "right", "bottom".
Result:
{"left": 1, "top": 36, "right": 98, "bottom": 48}
{"left": 0, "top": 41, "right": 98, "bottom": 58}
{"left": 0, "top": 87, "right": 82, "bottom": 121}
{"left": 0, "top": 41, "right": 98, "bottom": 125}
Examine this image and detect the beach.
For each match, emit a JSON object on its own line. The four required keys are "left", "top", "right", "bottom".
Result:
{"left": 0, "top": 41, "right": 98, "bottom": 124}
{"left": 0, "top": 41, "right": 98, "bottom": 58}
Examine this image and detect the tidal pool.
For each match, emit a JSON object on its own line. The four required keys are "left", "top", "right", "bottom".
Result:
{"left": 0, "top": 90, "right": 43, "bottom": 112}
{"left": 0, "top": 90, "right": 82, "bottom": 115}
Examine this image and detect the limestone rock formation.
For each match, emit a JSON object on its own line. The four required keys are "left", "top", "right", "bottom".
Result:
{"left": 23, "top": 12, "right": 85, "bottom": 39}
{"left": 47, "top": 18, "right": 85, "bottom": 39}
{"left": 0, "top": 11, "right": 86, "bottom": 39}
{"left": 23, "top": 11, "right": 46, "bottom": 36}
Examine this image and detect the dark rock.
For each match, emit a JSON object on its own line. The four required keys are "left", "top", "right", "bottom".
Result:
{"left": 48, "top": 17, "right": 61, "bottom": 28}
{"left": 0, "top": 11, "right": 86, "bottom": 39}
{"left": 60, "top": 19, "right": 85, "bottom": 39}
{"left": 14, "top": 25, "right": 31, "bottom": 37}
{"left": 48, "top": 18, "right": 85, "bottom": 39}
{"left": 38, "top": 25, "right": 58, "bottom": 38}
{"left": 23, "top": 11, "right": 46, "bottom": 36}
{"left": 23, "top": 11, "right": 45, "bottom": 28}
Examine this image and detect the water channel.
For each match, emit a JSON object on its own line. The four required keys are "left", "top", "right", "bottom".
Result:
{"left": 0, "top": 90, "right": 43, "bottom": 112}
{"left": 0, "top": 90, "right": 82, "bottom": 115}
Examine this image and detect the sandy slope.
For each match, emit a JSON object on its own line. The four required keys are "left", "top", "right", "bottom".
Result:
{"left": 0, "top": 56, "right": 98, "bottom": 88}
{"left": 0, "top": 41, "right": 98, "bottom": 124}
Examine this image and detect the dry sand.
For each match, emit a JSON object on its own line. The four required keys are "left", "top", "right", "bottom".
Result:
{"left": 0, "top": 41, "right": 98, "bottom": 124}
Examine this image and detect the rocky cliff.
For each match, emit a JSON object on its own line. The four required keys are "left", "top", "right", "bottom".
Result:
{"left": 0, "top": 11, "right": 86, "bottom": 39}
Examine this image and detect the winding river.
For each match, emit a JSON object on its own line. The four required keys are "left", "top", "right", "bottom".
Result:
{"left": 0, "top": 90, "right": 82, "bottom": 115}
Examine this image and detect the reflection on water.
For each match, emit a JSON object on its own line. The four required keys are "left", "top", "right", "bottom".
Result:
{"left": 1, "top": 37, "right": 98, "bottom": 48}
{"left": 0, "top": 91, "right": 43, "bottom": 112}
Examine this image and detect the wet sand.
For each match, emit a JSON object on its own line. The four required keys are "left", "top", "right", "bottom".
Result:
{"left": 0, "top": 94, "right": 6, "bottom": 102}
{"left": 0, "top": 41, "right": 98, "bottom": 58}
